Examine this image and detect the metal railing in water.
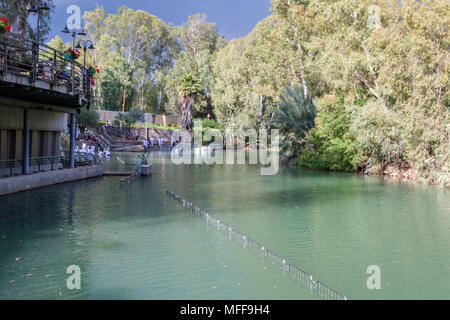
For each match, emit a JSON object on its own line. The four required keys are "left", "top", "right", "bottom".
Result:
{"left": 167, "top": 190, "right": 348, "bottom": 301}
{"left": 0, "top": 32, "right": 91, "bottom": 107}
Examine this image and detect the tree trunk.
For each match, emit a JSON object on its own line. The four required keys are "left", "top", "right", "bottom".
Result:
{"left": 180, "top": 94, "right": 194, "bottom": 131}
{"left": 122, "top": 89, "right": 127, "bottom": 112}
{"left": 157, "top": 87, "right": 162, "bottom": 113}
{"left": 259, "top": 94, "right": 264, "bottom": 120}
{"left": 11, "top": 1, "right": 29, "bottom": 36}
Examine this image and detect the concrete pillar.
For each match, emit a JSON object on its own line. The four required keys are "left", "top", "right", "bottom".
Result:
{"left": 23, "top": 109, "right": 30, "bottom": 175}
{"left": 15, "top": 130, "right": 22, "bottom": 160}
{"left": 55, "top": 132, "right": 61, "bottom": 157}
{"left": 0, "top": 130, "right": 6, "bottom": 161}
{"left": 69, "top": 113, "right": 75, "bottom": 168}
{"left": 31, "top": 131, "right": 39, "bottom": 157}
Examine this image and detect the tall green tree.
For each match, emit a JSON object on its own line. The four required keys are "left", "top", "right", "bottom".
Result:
{"left": 0, "top": 0, "right": 55, "bottom": 41}
{"left": 270, "top": 86, "right": 316, "bottom": 163}
{"left": 164, "top": 14, "right": 227, "bottom": 116}
{"left": 83, "top": 6, "right": 176, "bottom": 111}
{"left": 178, "top": 75, "right": 202, "bottom": 131}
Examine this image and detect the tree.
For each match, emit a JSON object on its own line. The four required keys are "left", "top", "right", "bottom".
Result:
{"left": 76, "top": 108, "right": 99, "bottom": 129}
{"left": 298, "top": 95, "right": 365, "bottom": 172}
{"left": 270, "top": 86, "right": 316, "bottom": 164}
{"left": 0, "top": 0, "right": 55, "bottom": 41}
{"left": 178, "top": 75, "right": 202, "bottom": 131}
{"left": 47, "top": 35, "right": 68, "bottom": 52}
{"left": 113, "top": 107, "right": 145, "bottom": 137}
{"left": 83, "top": 6, "right": 176, "bottom": 111}
{"left": 163, "top": 14, "right": 227, "bottom": 116}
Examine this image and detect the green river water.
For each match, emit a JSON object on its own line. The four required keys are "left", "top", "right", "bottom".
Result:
{"left": 0, "top": 152, "right": 448, "bottom": 299}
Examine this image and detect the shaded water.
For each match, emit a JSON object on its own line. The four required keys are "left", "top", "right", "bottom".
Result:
{"left": 0, "top": 152, "right": 449, "bottom": 299}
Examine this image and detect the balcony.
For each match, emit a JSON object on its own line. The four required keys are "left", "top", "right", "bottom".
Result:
{"left": 0, "top": 32, "right": 91, "bottom": 110}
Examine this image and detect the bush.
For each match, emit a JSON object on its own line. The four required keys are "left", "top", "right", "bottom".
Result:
{"left": 297, "top": 95, "right": 365, "bottom": 172}
{"left": 201, "top": 119, "right": 223, "bottom": 130}
{"left": 351, "top": 102, "right": 406, "bottom": 168}
{"left": 113, "top": 107, "right": 145, "bottom": 128}
{"left": 76, "top": 108, "right": 99, "bottom": 128}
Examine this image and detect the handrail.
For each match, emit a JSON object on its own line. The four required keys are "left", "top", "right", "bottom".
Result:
{"left": 0, "top": 32, "right": 91, "bottom": 108}
{"left": 0, "top": 152, "right": 98, "bottom": 178}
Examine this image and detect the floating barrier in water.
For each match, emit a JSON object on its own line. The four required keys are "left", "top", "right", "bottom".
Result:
{"left": 166, "top": 189, "right": 348, "bottom": 301}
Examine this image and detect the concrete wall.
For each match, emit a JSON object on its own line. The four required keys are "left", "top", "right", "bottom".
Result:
{"left": 96, "top": 110, "right": 181, "bottom": 126}
{"left": 0, "top": 105, "right": 65, "bottom": 160}
{"left": 0, "top": 105, "right": 67, "bottom": 131}
{"left": 0, "top": 163, "right": 63, "bottom": 178}
{"left": 104, "top": 126, "right": 174, "bottom": 141}
{"left": 0, "top": 165, "right": 103, "bottom": 196}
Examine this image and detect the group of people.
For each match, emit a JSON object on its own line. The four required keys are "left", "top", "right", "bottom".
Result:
{"left": 142, "top": 136, "right": 183, "bottom": 152}
{"left": 75, "top": 125, "right": 97, "bottom": 142}
{"left": 143, "top": 137, "right": 165, "bottom": 152}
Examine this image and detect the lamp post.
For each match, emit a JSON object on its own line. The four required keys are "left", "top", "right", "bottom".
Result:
{"left": 61, "top": 25, "right": 86, "bottom": 50}
{"left": 27, "top": 1, "right": 50, "bottom": 82}
{"left": 75, "top": 40, "right": 95, "bottom": 67}
{"left": 61, "top": 25, "right": 87, "bottom": 93}
{"left": 27, "top": 1, "right": 50, "bottom": 43}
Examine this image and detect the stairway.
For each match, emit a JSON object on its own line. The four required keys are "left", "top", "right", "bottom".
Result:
{"left": 85, "top": 128, "right": 110, "bottom": 149}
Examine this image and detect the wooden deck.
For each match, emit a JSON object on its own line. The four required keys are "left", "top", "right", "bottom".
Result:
{"left": 103, "top": 171, "right": 135, "bottom": 177}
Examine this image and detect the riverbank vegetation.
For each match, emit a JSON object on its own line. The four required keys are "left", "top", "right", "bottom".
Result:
{"left": 43, "top": 0, "right": 448, "bottom": 186}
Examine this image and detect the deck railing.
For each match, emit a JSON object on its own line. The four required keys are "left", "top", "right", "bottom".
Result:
{"left": 0, "top": 32, "right": 91, "bottom": 108}
{"left": 0, "top": 151, "right": 97, "bottom": 178}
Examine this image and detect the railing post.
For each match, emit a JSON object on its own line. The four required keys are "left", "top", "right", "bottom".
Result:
{"left": 71, "top": 62, "right": 75, "bottom": 94}
{"left": 69, "top": 113, "right": 76, "bottom": 168}
{"left": 53, "top": 50, "right": 57, "bottom": 87}
{"left": 22, "top": 109, "right": 30, "bottom": 175}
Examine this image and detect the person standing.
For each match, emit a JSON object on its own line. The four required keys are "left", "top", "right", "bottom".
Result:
{"left": 143, "top": 139, "right": 148, "bottom": 152}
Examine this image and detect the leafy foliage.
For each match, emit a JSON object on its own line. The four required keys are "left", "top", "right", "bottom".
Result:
{"left": 213, "top": 0, "right": 449, "bottom": 184}
{"left": 178, "top": 75, "right": 202, "bottom": 96}
{"left": 298, "top": 95, "right": 365, "bottom": 172}
{"left": 76, "top": 108, "right": 99, "bottom": 129}
{"left": 73, "top": 1, "right": 448, "bottom": 184}
{"left": 113, "top": 107, "right": 145, "bottom": 134}
{"left": 270, "top": 87, "right": 316, "bottom": 162}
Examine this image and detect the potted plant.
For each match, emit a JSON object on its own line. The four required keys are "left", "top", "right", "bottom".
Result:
{"left": 64, "top": 48, "right": 80, "bottom": 61}
{"left": 87, "top": 65, "right": 99, "bottom": 86}
{"left": 87, "top": 66, "right": 99, "bottom": 77}
{"left": 0, "top": 17, "right": 11, "bottom": 34}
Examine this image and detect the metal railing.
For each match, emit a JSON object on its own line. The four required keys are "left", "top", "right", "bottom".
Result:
{"left": 0, "top": 32, "right": 90, "bottom": 108}
{"left": 0, "top": 151, "right": 97, "bottom": 178}
{"left": 167, "top": 190, "right": 348, "bottom": 300}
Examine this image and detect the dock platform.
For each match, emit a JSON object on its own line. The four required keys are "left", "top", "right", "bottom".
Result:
{"left": 103, "top": 171, "right": 135, "bottom": 177}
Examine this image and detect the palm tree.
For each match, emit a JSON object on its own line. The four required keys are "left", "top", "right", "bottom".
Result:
{"left": 270, "top": 86, "right": 316, "bottom": 164}
{"left": 178, "top": 75, "right": 202, "bottom": 131}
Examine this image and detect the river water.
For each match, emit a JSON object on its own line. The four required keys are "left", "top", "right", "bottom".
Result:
{"left": 0, "top": 152, "right": 448, "bottom": 299}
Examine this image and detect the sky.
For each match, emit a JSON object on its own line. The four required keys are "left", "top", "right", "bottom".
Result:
{"left": 48, "top": 0, "right": 273, "bottom": 42}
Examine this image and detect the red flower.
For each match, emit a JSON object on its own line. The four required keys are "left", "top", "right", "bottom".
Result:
{"left": 6, "top": 25, "right": 10, "bottom": 32}
{"left": 0, "top": 18, "right": 7, "bottom": 23}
